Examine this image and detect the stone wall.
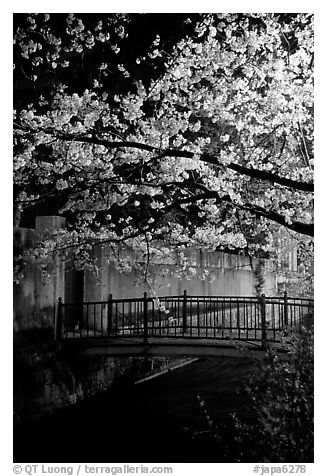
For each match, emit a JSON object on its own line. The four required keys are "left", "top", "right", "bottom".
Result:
{"left": 13, "top": 343, "right": 195, "bottom": 426}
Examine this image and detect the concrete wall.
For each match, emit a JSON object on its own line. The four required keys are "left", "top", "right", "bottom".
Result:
{"left": 13, "top": 216, "right": 66, "bottom": 345}
{"left": 83, "top": 245, "right": 277, "bottom": 302}
{"left": 14, "top": 216, "right": 277, "bottom": 341}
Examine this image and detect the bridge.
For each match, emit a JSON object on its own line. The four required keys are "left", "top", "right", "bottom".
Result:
{"left": 56, "top": 291, "right": 313, "bottom": 358}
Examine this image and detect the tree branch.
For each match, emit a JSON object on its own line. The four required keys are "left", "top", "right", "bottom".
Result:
{"left": 170, "top": 182, "right": 314, "bottom": 237}
{"left": 32, "top": 130, "right": 314, "bottom": 192}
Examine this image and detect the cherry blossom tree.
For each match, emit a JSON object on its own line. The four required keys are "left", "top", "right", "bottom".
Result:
{"left": 13, "top": 13, "right": 314, "bottom": 287}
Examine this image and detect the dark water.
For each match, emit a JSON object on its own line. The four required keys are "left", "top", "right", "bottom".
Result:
{"left": 14, "top": 357, "right": 256, "bottom": 463}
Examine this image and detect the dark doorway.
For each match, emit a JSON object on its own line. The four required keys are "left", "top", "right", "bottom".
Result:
{"left": 64, "top": 266, "right": 84, "bottom": 329}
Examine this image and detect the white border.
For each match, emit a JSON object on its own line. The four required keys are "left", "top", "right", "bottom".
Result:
{"left": 3, "top": 2, "right": 326, "bottom": 474}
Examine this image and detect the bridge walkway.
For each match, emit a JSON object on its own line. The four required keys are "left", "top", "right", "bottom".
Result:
{"left": 57, "top": 292, "right": 313, "bottom": 357}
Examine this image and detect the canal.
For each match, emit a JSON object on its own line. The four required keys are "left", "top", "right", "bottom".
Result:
{"left": 14, "top": 356, "right": 256, "bottom": 463}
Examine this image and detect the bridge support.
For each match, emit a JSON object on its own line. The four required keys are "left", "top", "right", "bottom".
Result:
{"left": 55, "top": 297, "right": 63, "bottom": 341}
{"left": 107, "top": 294, "right": 113, "bottom": 335}
{"left": 143, "top": 292, "right": 148, "bottom": 344}
{"left": 260, "top": 293, "right": 267, "bottom": 349}
{"left": 182, "top": 289, "right": 187, "bottom": 333}
{"left": 284, "top": 291, "right": 289, "bottom": 326}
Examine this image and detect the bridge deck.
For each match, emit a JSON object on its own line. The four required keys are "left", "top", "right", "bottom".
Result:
{"left": 60, "top": 336, "right": 288, "bottom": 359}
{"left": 57, "top": 293, "right": 313, "bottom": 358}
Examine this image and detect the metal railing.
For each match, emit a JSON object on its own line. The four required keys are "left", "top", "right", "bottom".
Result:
{"left": 56, "top": 291, "right": 314, "bottom": 347}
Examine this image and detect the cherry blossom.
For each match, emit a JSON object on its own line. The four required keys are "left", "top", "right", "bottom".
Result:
{"left": 13, "top": 14, "right": 313, "bottom": 289}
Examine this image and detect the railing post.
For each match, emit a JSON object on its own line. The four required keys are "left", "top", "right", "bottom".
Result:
{"left": 284, "top": 291, "right": 289, "bottom": 326}
{"left": 182, "top": 289, "right": 188, "bottom": 333}
{"left": 143, "top": 292, "right": 148, "bottom": 344}
{"left": 236, "top": 301, "right": 240, "bottom": 337}
{"left": 55, "top": 297, "right": 63, "bottom": 341}
{"left": 107, "top": 294, "right": 113, "bottom": 335}
{"left": 260, "top": 293, "right": 267, "bottom": 349}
